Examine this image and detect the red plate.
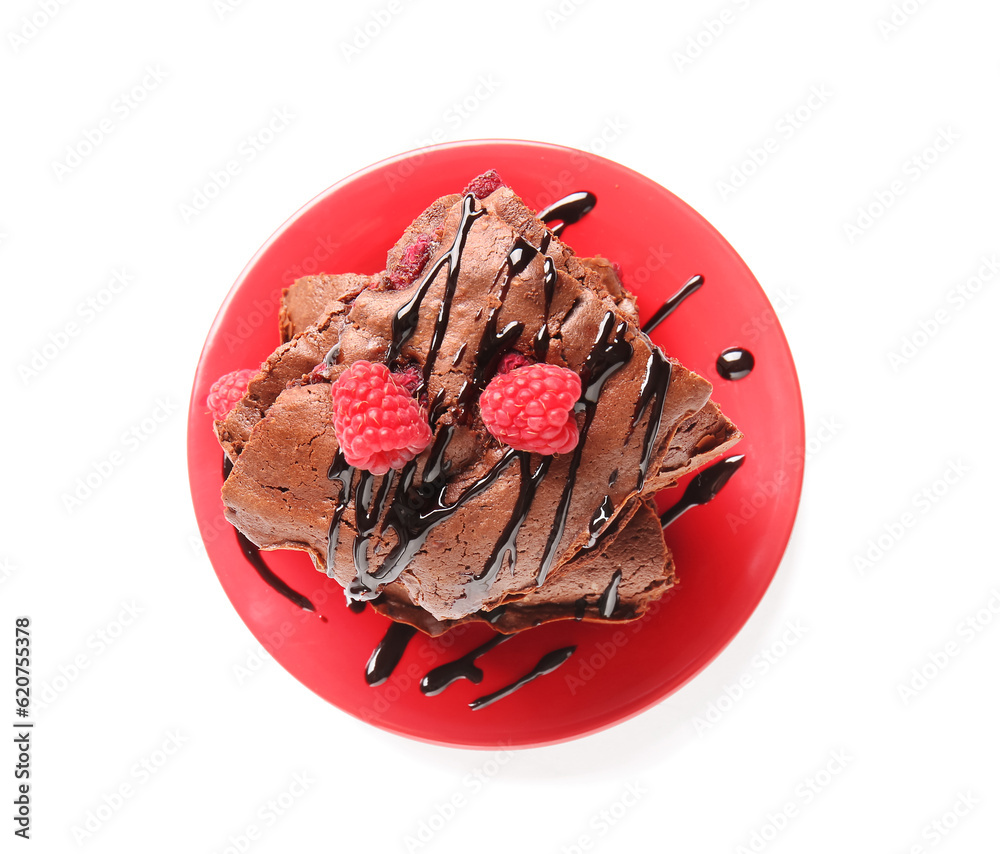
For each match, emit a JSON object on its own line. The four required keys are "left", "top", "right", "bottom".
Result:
{"left": 187, "top": 140, "right": 804, "bottom": 748}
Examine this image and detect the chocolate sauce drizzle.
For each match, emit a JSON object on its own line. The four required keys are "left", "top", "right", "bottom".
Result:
{"left": 349, "top": 432, "right": 519, "bottom": 600}
{"left": 469, "top": 646, "right": 576, "bottom": 710}
{"left": 641, "top": 275, "right": 705, "bottom": 335}
{"left": 467, "top": 452, "right": 552, "bottom": 602}
{"left": 365, "top": 622, "right": 418, "bottom": 686}
{"left": 628, "top": 349, "right": 673, "bottom": 492}
{"left": 659, "top": 454, "right": 746, "bottom": 529}
{"left": 716, "top": 347, "right": 755, "bottom": 381}
{"left": 597, "top": 569, "right": 623, "bottom": 619}
{"left": 537, "top": 192, "right": 597, "bottom": 237}
{"left": 326, "top": 451, "right": 355, "bottom": 578}
{"left": 223, "top": 456, "right": 318, "bottom": 614}
{"left": 536, "top": 312, "right": 634, "bottom": 586}
{"left": 386, "top": 193, "right": 485, "bottom": 378}
{"left": 420, "top": 634, "right": 511, "bottom": 696}
{"left": 587, "top": 495, "right": 615, "bottom": 548}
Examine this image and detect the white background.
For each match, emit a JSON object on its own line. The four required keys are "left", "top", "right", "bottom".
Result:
{"left": 3, "top": 0, "right": 999, "bottom": 852}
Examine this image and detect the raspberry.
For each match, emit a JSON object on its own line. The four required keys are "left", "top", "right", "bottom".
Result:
{"left": 480, "top": 363, "right": 581, "bottom": 455}
{"left": 392, "top": 364, "right": 422, "bottom": 395}
{"left": 463, "top": 169, "right": 505, "bottom": 199}
{"left": 387, "top": 233, "right": 433, "bottom": 290}
{"left": 207, "top": 368, "right": 255, "bottom": 420}
{"left": 497, "top": 351, "right": 532, "bottom": 375}
{"left": 330, "top": 361, "right": 433, "bottom": 475}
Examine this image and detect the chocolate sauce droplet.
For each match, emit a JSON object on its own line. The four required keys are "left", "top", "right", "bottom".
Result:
{"left": 573, "top": 597, "right": 589, "bottom": 621}
{"left": 587, "top": 495, "right": 615, "bottom": 547}
{"left": 365, "top": 622, "right": 417, "bottom": 686}
{"left": 537, "top": 192, "right": 597, "bottom": 237}
{"left": 420, "top": 634, "right": 510, "bottom": 696}
{"left": 641, "top": 275, "right": 704, "bottom": 335}
{"left": 348, "top": 600, "right": 367, "bottom": 614}
{"left": 716, "top": 347, "right": 754, "bottom": 380}
{"left": 469, "top": 646, "right": 576, "bottom": 710}
{"left": 597, "top": 569, "right": 622, "bottom": 619}
{"left": 659, "top": 454, "right": 746, "bottom": 529}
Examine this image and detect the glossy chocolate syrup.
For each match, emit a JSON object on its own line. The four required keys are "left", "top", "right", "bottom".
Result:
{"left": 365, "top": 622, "right": 418, "bottom": 686}
{"left": 537, "top": 312, "right": 633, "bottom": 585}
{"left": 628, "top": 349, "right": 673, "bottom": 492}
{"left": 348, "top": 430, "right": 520, "bottom": 600}
{"left": 386, "top": 194, "right": 485, "bottom": 375}
{"left": 641, "top": 275, "right": 704, "bottom": 335}
{"left": 466, "top": 452, "right": 552, "bottom": 602}
{"left": 469, "top": 646, "right": 576, "bottom": 710}
{"left": 223, "top": 456, "right": 318, "bottom": 614}
{"left": 659, "top": 454, "right": 746, "bottom": 529}
{"left": 326, "top": 451, "right": 355, "bottom": 577}
{"left": 420, "top": 634, "right": 511, "bottom": 696}
{"left": 597, "top": 569, "right": 623, "bottom": 619}
{"left": 587, "top": 495, "right": 615, "bottom": 548}
{"left": 716, "top": 347, "right": 755, "bottom": 380}
{"left": 537, "top": 192, "right": 597, "bottom": 237}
